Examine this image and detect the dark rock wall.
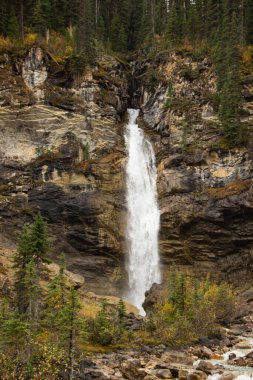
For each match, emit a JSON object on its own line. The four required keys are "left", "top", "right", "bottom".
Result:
{"left": 0, "top": 47, "right": 253, "bottom": 296}
{"left": 136, "top": 51, "right": 253, "bottom": 286}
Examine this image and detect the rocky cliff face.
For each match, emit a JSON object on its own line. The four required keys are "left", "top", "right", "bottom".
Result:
{"left": 135, "top": 51, "right": 253, "bottom": 286}
{"left": 0, "top": 47, "right": 129, "bottom": 294}
{"left": 0, "top": 47, "right": 253, "bottom": 296}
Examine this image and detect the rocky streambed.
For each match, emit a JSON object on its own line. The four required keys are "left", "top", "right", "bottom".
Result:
{"left": 76, "top": 317, "right": 253, "bottom": 380}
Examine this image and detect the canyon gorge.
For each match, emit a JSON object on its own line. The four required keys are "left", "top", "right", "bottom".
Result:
{"left": 0, "top": 46, "right": 253, "bottom": 304}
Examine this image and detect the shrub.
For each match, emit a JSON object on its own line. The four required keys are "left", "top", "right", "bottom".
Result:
{"left": 24, "top": 33, "right": 38, "bottom": 47}
{"left": 179, "top": 64, "right": 200, "bottom": 81}
{"left": 66, "top": 52, "right": 87, "bottom": 75}
{"left": 42, "top": 31, "right": 73, "bottom": 62}
{"left": 0, "top": 36, "right": 13, "bottom": 52}
{"left": 150, "top": 266, "right": 237, "bottom": 345}
{"left": 87, "top": 301, "right": 116, "bottom": 346}
{"left": 146, "top": 66, "right": 159, "bottom": 90}
{"left": 82, "top": 143, "right": 90, "bottom": 161}
{"left": 164, "top": 80, "right": 174, "bottom": 111}
{"left": 241, "top": 45, "right": 253, "bottom": 75}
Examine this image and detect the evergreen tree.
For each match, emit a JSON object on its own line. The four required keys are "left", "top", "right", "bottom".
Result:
{"left": 139, "top": 0, "right": 154, "bottom": 46}
{"left": 7, "top": 5, "right": 19, "bottom": 37}
{"left": 155, "top": 0, "right": 167, "bottom": 35}
{"left": 31, "top": 0, "right": 47, "bottom": 35}
{"left": 186, "top": 1, "right": 198, "bottom": 44}
{"left": 77, "top": 0, "right": 96, "bottom": 64}
{"left": 43, "top": 253, "right": 67, "bottom": 344}
{"left": 128, "top": 0, "right": 143, "bottom": 49}
{"left": 65, "top": 0, "right": 79, "bottom": 28}
{"left": 13, "top": 213, "right": 50, "bottom": 317}
{"left": 51, "top": 0, "right": 67, "bottom": 31}
{"left": 24, "top": 257, "right": 41, "bottom": 322}
{"left": 14, "top": 226, "right": 34, "bottom": 314}
{"left": 166, "top": 1, "right": 183, "bottom": 46}
{"left": 216, "top": 0, "right": 244, "bottom": 146}
{"left": 89, "top": 301, "right": 114, "bottom": 345}
{"left": 245, "top": 0, "right": 253, "bottom": 44}
{"left": 110, "top": 14, "right": 127, "bottom": 52}
{"left": 117, "top": 299, "right": 127, "bottom": 328}
{"left": 0, "top": 0, "right": 7, "bottom": 36}
{"left": 29, "top": 212, "right": 50, "bottom": 260}
{"left": 43, "top": 255, "right": 86, "bottom": 379}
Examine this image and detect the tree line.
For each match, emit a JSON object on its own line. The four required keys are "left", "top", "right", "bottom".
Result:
{"left": 1, "top": 1, "right": 253, "bottom": 51}
{"left": 0, "top": 1, "right": 251, "bottom": 146}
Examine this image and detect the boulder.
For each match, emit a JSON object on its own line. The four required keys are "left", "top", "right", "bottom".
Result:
{"left": 143, "top": 283, "right": 163, "bottom": 312}
{"left": 161, "top": 351, "right": 194, "bottom": 365}
{"left": 234, "top": 341, "right": 252, "bottom": 349}
{"left": 246, "top": 351, "right": 253, "bottom": 359}
{"left": 232, "top": 357, "right": 247, "bottom": 366}
{"left": 179, "top": 369, "right": 189, "bottom": 380}
{"left": 196, "top": 361, "right": 215, "bottom": 374}
{"left": 219, "top": 374, "right": 234, "bottom": 380}
{"left": 200, "top": 346, "right": 213, "bottom": 359}
{"left": 186, "top": 371, "right": 207, "bottom": 380}
{"left": 155, "top": 369, "right": 172, "bottom": 379}
{"left": 228, "top": 353, "right": 236, "bottom": 361}
{"left": 120, "top": 359, "right": 145, "bottom": 380}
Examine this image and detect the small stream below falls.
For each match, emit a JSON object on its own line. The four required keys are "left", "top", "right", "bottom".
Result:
{"left": 124, "top": 109, "right": 161, "bottom": 315}
{"left": 201, "top": 333, "right": 253, "bottom": 380}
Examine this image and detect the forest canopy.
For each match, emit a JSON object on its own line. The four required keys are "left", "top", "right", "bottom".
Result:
{"left": 0, "top": 0, "right": 252, "bottom": 53}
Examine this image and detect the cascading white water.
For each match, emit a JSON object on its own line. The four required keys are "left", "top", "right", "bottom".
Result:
{"left": 124, "top": 108, "right": 161, "bottom": 315}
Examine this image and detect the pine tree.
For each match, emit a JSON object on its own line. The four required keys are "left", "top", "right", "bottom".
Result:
{"left": 186, "top": 1, "right": 198, "bottom": 45}
{"left": 51, "top": 0, "right": 67, "bottom": 31}
{"left": 0, "top": 0, "right": 7, "bottom": 36}
{"left": 65, "top": 287, "right": 82, "bottom": 380}
{"left": 155, "top": 0, "right": 167, "bottom": 35}
{"left": 65, "top": 0, "right": 79, "bottom": 29}
{"left": 14, "top": 226, "right": 34, "bottom": 315}
{"left": 216, "top": 0, "right": 244, "bottom": 146}
{"left": 29, "top": 213, "right": 50, "bottom": 260}
{"left": 14, "top": 213, "right": 50, "bottom": 317}
{"left": 43, "top": 253, "right": 67, "bottom": 344}
{"left": 24, "top": 258, "right": 41, "bottom": 322}
{"left": 128, "top": 0, "right": 143, "bottom": 49}
{"left": 89, "top": 301, "right": 114, "bottom": 345}
{"left": 245, "top": 0, "right": 253, "bottom": 44}
{"left": 43, "top": 256, "right": 86, "bottom": 380}
{"left": 166, "top": 1, "right": 183, "bottom": 46}
{"left": 31, "top": 0, "right": 47, "bottom": 35}
{"left": 117, "top": 299, "right": 127, "bottom": 328}
{"left": 110, "top": 14, "right": 127, "bottom": 52}
{"left": 7, "top": 5, "right": 19, "bottom": 37}
{"left": 77, "top": 0, "right": 96, "bottom": 64}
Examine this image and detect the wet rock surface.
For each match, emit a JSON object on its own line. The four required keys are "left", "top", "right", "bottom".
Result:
{"left": 1, "top": 47, "right": 253, "bottom": 295}
{"left": 69, "top": 318, "right": 253, "bottom": 380}
{"left": 135, "top": 51, "right": 253, "bottom": 288}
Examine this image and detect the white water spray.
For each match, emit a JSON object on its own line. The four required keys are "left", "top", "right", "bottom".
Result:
{"left": 124, "top": 109, "right": 161, "bottom": 315}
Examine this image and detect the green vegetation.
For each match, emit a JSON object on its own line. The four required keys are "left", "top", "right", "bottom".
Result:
{"left": 149, "top": 265, "right": 237, "bottom": 345}
{"left": 0, "top": 1, "right": 252, "bottom": 147}
{"left": 0, "top": 215, "right": 83, "bottom": 379}
{"left": 82, "top": 142, "right": 90, "bottom": 161}
{"left": 0, "top": 214, "right": 238, "bottom": 377}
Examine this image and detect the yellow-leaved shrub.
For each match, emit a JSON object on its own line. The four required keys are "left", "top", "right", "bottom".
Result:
{"left": 150, "top": 267, "right": 237, "bottom": 345}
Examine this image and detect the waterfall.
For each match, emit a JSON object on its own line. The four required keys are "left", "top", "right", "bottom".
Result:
{"left": 124, "top": 108, "right": 161, "bottom": 315}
